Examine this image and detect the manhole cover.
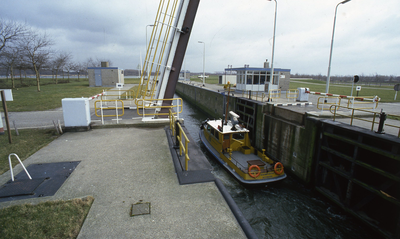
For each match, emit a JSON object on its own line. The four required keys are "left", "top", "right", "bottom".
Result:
{"left": 130, "top": 201, "right": 151, "bottom": 217}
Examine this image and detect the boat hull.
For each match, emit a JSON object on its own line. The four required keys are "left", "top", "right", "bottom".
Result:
{"left": 199, "top": 129, "right": 286, "bottom": 185}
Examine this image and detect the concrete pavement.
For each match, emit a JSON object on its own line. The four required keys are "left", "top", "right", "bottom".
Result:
{"left": 0, "top": 127, "right": 247, "bottom": 238}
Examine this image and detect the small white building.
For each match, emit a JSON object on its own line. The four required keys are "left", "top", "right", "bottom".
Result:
{"left": 225, "top": 61, "right": 290, "bottom": 92}
{"left": 88, "top": 65, "right": 124, "bottom": 87}
{"left": 219, "top": 75, "right": 237, "bottom": 85}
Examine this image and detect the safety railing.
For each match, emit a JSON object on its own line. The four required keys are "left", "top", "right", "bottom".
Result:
{"left": 101, "top": 90, "right": 136, "bottom": 108}
{"left": 169, "top": 109, "right": 190, "bottom": 171}
{"left": 240, "top": 90, "right": 267, "bottom": 102}
{"left": 329, "top": 105, "right": 400, "bottom": 138}
{"left": 269, "top": 89, "right": 281, "bottom": 100}
{"left": 317, "top": 97, "right": 342, "bottom": 110}
{"left": 94, "top": 100, "right": 124, "bottom": 124}
{"left": 137, "top": 98, "right": 183, "bottom": 117}
{"left": 9, "top": 153, "right": 32, "bottom": 181}
{"left": 343, "top": 96, "right": 379, "bottom": 110}
{"left": 286, "top": 89, "right": 299, "bottom": 101}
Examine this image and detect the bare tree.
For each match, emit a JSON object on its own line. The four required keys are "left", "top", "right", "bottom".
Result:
{"left": 0, "top": 19, "right": 28, "bottom": 53}
{"left": 0, "top": 46, "right": 21, "bottom": 88}
{"left": 19, "top": 31, "right": 54, "bottom": 92}
{"left": 65, "top": 61, "right": 76, "bottom": 82}
{"left": 52, "top": 52, "right": 71, "bottom": 84}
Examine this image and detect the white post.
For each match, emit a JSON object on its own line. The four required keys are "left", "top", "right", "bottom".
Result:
{"left": 115, "top": 100, "right": 119, "bottom": 124}
{"left": 101, "top": 99, "right": 104, "bottom": 125}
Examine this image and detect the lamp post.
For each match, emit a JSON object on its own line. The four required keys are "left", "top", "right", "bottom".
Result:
{"left": 268, "top": 0, "right": 277, "bottom": 90}
{"left": 198, "top": 41, "right": 205, "bottom": 86}
{"left": 146, "top": 24, "right": 155, "bottom": 53}
{"left": 325, "top": 0, "right": 351, "bottom": 93}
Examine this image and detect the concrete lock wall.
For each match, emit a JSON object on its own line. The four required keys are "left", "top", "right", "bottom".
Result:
{"left": 176, "top": 83, "right": 234, "bottom": 119}
{"left": 176, "top": 82, "right": 316, "bottom": 183}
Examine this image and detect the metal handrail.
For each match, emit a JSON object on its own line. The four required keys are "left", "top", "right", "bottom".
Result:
{"left": 317, "top": 96, "right": 342, "bottom": 110}
{"left": 137, "top": 98, "right": 183, "bottom": 116}
{"left": 286, "top": 89, "right": 299, "bottom": 101}
{"left": 8, "top": 153, "right": 32, "bottom": 181}
{"left": 169, "top": 109, "right": 190, "bottom": 170}
{"left": 329, "top": 105, "right": 400, "bottom": 138}
{"left": 269, "top": 89, "right": 281, "bottom": 99}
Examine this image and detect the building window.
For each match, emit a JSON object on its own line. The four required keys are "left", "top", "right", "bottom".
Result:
{"left": 254, "top": 72, "right": 259, "bottom": 84}
{"left": 247, "top": 75, "right": 252, "bottom": 84}
{"left": 260, "top": 71, "right": 266, "bottom": 84}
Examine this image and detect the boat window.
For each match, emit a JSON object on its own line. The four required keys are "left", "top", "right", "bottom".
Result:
{"left": 206, "top": 124, "right": 211, "bottom": 131}
{"left": 214, "top": 131, "right": 219, "bottom": 140}
{"left": 224, "top": 134, "right": 230, "bottom": 140}
{"left": 210, "top": 128, "right": 215, "bottom": 136}
{"left": 232, "top": 133, "right": 245, "bottom": 140}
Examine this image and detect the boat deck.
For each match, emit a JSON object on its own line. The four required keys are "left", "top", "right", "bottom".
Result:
{"left": 223, "top": 151, "right": 270, "bottom": 173}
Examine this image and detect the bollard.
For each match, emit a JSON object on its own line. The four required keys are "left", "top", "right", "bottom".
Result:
{"left": 174, "top": 120, "right": 180, "bottom": 149}
{"left": 376, "top": 110, "right": 386, "bottom": 134}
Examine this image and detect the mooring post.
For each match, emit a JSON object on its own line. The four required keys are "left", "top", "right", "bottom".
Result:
{"left": 376, "top": 110, "right": 386, "bottom": 134}
{"left": 174, "top": 120, "right": 180, "bottom": 149}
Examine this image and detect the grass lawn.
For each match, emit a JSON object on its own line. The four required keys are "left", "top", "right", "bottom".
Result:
{"left": 0, "top": 196, "right": 94, "bottom": 238}
{"left": 1, "top": 79, "right": 111, "bottom": 112}
{"left": 0, "top": 129, "right": 59, "bottom": 175}
{"left": 289, "top": 80, "right": 399, "bottom": 103}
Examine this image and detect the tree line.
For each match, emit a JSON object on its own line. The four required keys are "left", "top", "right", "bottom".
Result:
{"left": 0, "top": 19, "right": 112, "bottom": 91}
{"left": 291, "top": 73, "right": 400, "bottom": 86}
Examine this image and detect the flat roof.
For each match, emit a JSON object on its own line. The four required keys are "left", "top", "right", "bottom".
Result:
{"left": 225, "top": 67, "right": 290, "bottom": 72}
{"left": 87, "top": 67, "right": 121, "bottom": 70}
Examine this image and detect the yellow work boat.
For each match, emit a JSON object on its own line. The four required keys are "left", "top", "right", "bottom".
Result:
{"left": 199, "top": 111, "right": 286, "bottom": 185}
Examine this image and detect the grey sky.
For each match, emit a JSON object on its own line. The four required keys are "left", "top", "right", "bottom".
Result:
{"left": 2, "top": 0, "right": 399, "bottom": 76}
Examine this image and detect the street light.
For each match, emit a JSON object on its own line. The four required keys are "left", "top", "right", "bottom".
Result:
{"left": 146, "top": 24, "right": 155, "bottom": 53}
{"left": 198, "top": 41, "right": 205, "bottom": 86}
{"left": 325, "top": 0, "right": 351, "bottom": 93}
{"left": 268, "top": 0, "right": 278, "bottom": 91}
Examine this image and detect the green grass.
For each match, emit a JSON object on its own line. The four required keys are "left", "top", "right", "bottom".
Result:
{"left": 1, "top": 80, "right": 111, "bottom": 112}
{"left": 0, "top": 196, "right": 94, "bottom": 238}
{"left": 289, "top": 80, "right": 400, "bottom": 103}
{"left": 0, "top": 129, "right": 59, "bottom": 175}
{"left": 189, "top": 75, "right": 219, "bottom": 84}
{"left": 124, "top": 78, "right": 141, "bottom": 84}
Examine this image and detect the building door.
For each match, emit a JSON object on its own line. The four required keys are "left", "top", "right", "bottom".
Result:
{"left": 95, "top": 69, "right": 102, "bottom": 86}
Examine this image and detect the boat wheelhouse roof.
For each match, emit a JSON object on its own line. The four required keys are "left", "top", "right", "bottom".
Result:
{"left": 206, "top": 119, "right": 249, "bottom": 134}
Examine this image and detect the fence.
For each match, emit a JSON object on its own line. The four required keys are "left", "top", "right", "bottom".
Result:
{"left": 330, "top": 105, "right": 400, "bottom": 138}
{"left": 94, "top": 100, "right": 124, "bottom": 124}
{"left": 169, "top": 109, "right": 190, "bottom": 170}
{"left": 136, "top": 98, "right": 183, "bottom": 117}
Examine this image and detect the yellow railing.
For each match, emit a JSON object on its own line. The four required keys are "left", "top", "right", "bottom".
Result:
{"left": 286, "top": 89, "right": 299, "bottom": 101}
{"left": 94, "top": 100, "right": 124, "bottom": 117}
{"left": 102, "top": 90, "right": 135, "bottom": 100}
{"left": 136, "top": 0, "right": 180, "bottom": 101}
{"left": 317, "top": 97, "right": 342, "bottom": 110}
{"left": 169, "top": 109, "right": 190, "bottom": 170}
{"left": 269, "top": 89, "right": 281, "bottom": 100}
{"left": 330, "top": 105, "right": 400, "bottom": 138}
{"left": 137, "top": 98, "right": 183, "bottom": 116}
{"left": 343, "top": 96, "right": 379, "bottom": 110}
{"left": 318, "top": 96, "right": 379, "bottom": 111}
{"left": 241, "top": 90, "right": 267, "bottom": 101}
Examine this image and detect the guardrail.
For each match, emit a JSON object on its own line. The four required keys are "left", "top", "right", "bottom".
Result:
{"left": 269, "top": 89, "right": 281, "bottom": 100}
{"left": 169, "top": 109, "right": 190, "bottom": 171}
{"left": 94, "top": 100, "right": 124, "bottom": 124}
{"left": 286, "top": 89, "right": 299, "bottom": 101}
{"left": 330, "top": 105, "right": 400, "bottom": 138}
{"left": 137, "top": 98, "right": 183, "bottom": 117}
{"left": 102, "top": 90, "right": 135, "bottom": 108}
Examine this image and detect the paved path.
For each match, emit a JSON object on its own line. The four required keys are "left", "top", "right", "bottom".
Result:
{"left": 0, "top": 127, "right": 246, "bottom": 238}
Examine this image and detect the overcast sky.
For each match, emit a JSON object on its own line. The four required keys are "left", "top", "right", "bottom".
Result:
{"left": 2, "top": 0, "right": 399, "bottom": 76}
